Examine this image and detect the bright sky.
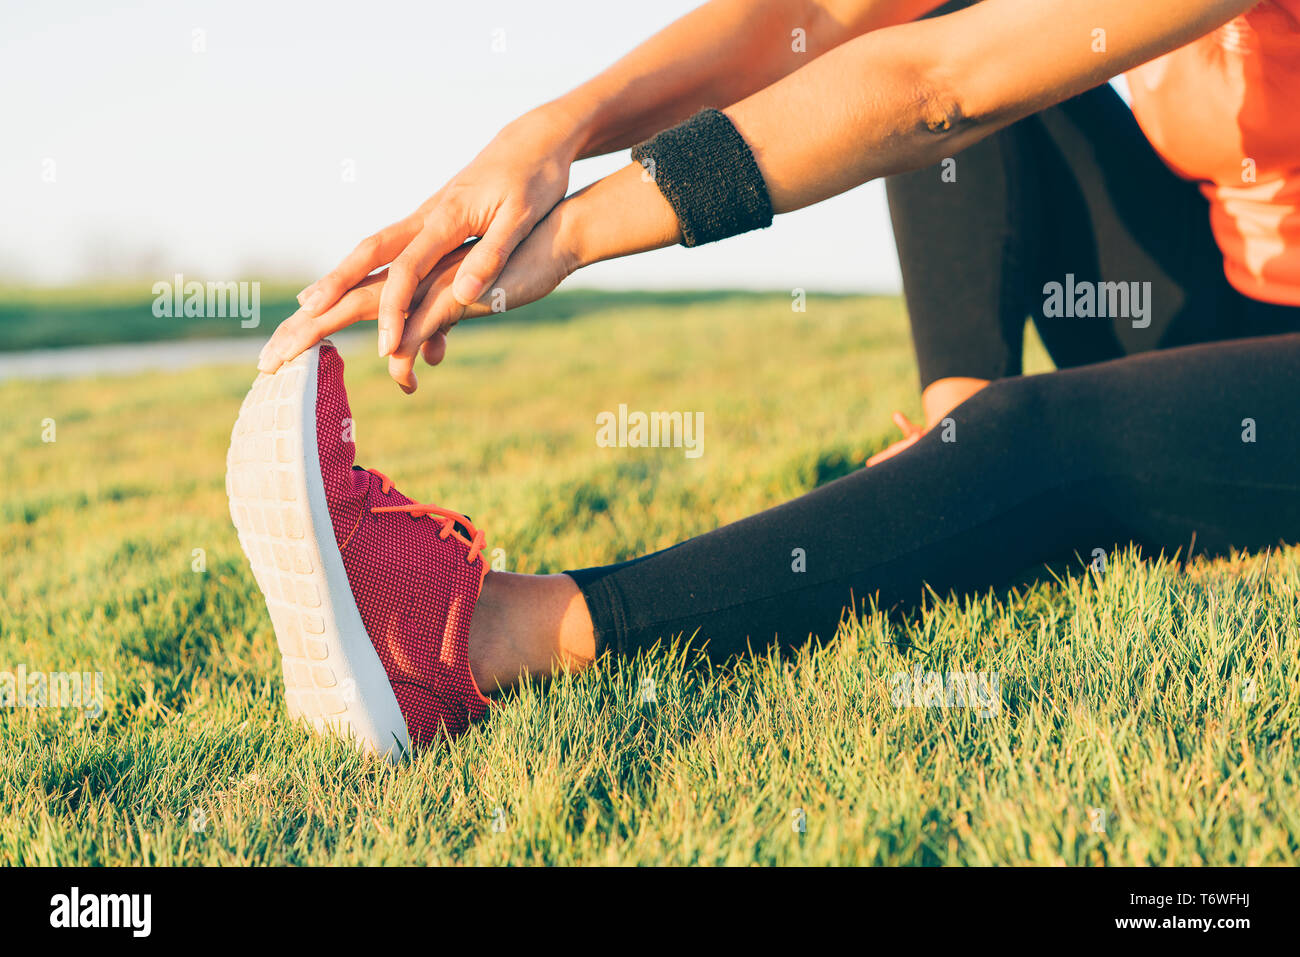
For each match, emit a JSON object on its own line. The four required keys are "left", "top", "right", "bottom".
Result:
{"left": 0, "top": 0, "right": 903, "bottom": 292}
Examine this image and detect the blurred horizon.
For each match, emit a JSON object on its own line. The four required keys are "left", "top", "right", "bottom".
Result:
{"left": 1, "top": 0, "right": 904, "bottom": 294}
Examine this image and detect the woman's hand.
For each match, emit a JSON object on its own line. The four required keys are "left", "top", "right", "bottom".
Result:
{"left": 382, "top": 209, "right": 581, "bottom": 391}
{"left": 261, "top": 159, "right": 679, "bottom": 390}
{"left": 293, "top": 102, "right": 587, "bottom": 359}
{"left": 257, "top": 268, "right": 435, "bottom": 378}
{"left": 866, "top": 376, "right": 990, "bottom": 466}
{"left": 259, "top": 203, "right": 583, "bottom": 391}
{"left": 866, "top": 410, "right": 925, "bottom": 466}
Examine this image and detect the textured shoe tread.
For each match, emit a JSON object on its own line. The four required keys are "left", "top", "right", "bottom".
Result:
{"left": 225, "top": 349, "right": 407, "bottom": 755}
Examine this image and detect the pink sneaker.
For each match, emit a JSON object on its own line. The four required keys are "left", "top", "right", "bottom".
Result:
{"left": 225, "top": 340, "right": 490, "bottom": 756}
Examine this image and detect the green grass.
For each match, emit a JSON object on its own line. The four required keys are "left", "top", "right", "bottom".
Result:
{"left": 0, "top": 281, "right": 810, "bottom": 352}
{"left": 2, "top": 292, "right": 1297, "bottom": 865}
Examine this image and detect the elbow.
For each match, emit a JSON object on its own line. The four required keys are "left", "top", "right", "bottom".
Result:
{"left": 913, "top": 64, "right": 980, "bottom": 140}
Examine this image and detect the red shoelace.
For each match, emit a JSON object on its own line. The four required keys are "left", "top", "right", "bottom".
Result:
{"left": 365, "top": 468, "right": 486, "bottom": 565}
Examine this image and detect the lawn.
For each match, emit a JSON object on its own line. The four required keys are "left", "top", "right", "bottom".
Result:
{"left": 1, "top": 291, "right": 1296, "bottom": 865}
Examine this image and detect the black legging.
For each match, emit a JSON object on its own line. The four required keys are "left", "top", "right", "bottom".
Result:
{"left": 889, "top": 75, "right": 1298, "bottom": 385}
{"left": 565, "top": 81, "right": 1300, "bottom": 662}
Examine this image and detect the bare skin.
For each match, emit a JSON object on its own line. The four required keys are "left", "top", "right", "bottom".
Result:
{"left": 262, "top": 0, "right": 1256, "bottom": 388}
{"left": 468, "top": 573, "right": 596, "bottom": 693}
{"left": 867, "top": 376, "right": 990, "bottom": 466}
{"left": 255, "top": 0, "right": 1258, "bottom": 689}
{"left": 281, "top": 0, "right": 949, "bottom": 385}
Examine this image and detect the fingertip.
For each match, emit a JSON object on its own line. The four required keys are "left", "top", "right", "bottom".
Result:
{"left": 377, "top": 319, "right": 399, "bottom": 357}
{"left": 257, "top": 337, "right": 280, "bottom": 371}
{"left": 300, "top": 287, "right": 329, "bottom": 314}
{"left": 388, "top": 353, "right": 418, "bottom": 393}
{"left": 452, "top": 271, "right": 487, "bottom": 306}
{"left": 395, "top": 369, "right": 418, "bottom": 394}
{"left": 420, "top": 333, "right": 447, "bottom": 367}
{"left": 376, "top": 303, "right": 409, "bottom": 356}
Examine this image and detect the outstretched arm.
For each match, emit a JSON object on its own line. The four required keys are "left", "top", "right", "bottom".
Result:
{"left": 567, "top": 0, "right": 1254, "bottom": 259}
{"left": 565, "top": 0, "right": 948, "bottom": 158}
{"left": 267, "top": 0, "right": 1254, "bottom": 390}
{"left": 280, "top": 0, "right": 942, "bottom": 375}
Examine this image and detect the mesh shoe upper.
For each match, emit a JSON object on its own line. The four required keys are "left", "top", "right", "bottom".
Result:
{"left": 314, "top": 342, "right": 490, "bottom": 743}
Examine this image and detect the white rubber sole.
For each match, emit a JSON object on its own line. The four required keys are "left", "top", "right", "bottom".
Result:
{"left": 225, "top": 344, "right": 409, "bottom": 759}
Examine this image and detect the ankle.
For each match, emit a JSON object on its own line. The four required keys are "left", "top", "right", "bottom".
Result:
{"left": 467, "top": 571, "right": 596, "bottom": 693}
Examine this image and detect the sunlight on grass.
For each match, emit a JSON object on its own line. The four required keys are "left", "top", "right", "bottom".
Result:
{"left": 1, "top": 293, "right": 1295, "bottom": 865}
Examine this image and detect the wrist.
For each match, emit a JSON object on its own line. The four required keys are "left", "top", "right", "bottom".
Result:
{"left": 630, "top": 108, "right": 774, "bottom": 247}
{"left": 539, "top": 90, "right": 605, "bottom": 162}
{"left": 553, "top": 164, "right": 681, "bottom": 272}
{"left": 550, "top": 192, "right": 592, "bottom": 275}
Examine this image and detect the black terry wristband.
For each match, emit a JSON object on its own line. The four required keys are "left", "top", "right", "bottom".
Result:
{"left": 631, "top": 108, "right": 774, "bottom": 248}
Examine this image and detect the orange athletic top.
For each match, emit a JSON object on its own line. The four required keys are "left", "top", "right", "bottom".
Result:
{"left": 1125, "top": 1, "right": 1300, "bottom": 306}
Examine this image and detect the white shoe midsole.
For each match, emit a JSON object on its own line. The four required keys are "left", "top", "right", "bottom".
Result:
{"left": 225, "top": 343, "right": 409, "bottom": 758}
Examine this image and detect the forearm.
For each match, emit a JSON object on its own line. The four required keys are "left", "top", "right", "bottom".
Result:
{"left": 724, "top": 19, "right": 975, "bottom": 214}
{"left": 555, "top": 164, "right": 683, "bottom": 267}
{"left": 551, "top": 22, "right": 967, "bottom": 264}
{"left": 552, "top": 0, "right": 944, "bottom": 159}
{"left": 731, "top": 0, "right": 1253, "bottom": 212}
{"left": 556, "top": 0, "right": 1256, "bottom": 262}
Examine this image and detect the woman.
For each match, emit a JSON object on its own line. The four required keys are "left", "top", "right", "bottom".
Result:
{"left": 232, "top": 0, "right": 1300, "bottom": 753}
